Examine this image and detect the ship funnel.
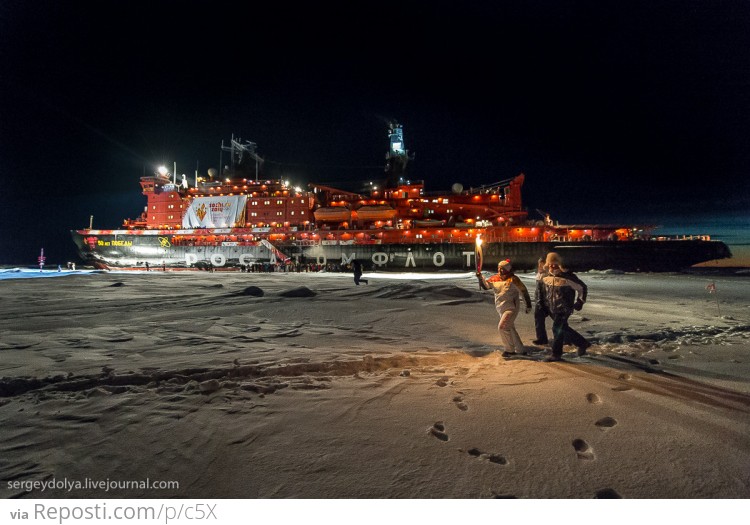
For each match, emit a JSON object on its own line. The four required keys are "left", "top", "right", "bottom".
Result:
{"left": 451, "top": 183, "right": 463, "bottom": 194}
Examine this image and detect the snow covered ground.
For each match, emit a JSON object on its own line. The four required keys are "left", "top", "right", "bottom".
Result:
{"left": 0, "top": 269, "right": 748, "bottom": 501}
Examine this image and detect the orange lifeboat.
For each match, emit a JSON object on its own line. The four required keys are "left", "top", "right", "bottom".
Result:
{"left": 356, "top": 205, "right": 398, "bottom": 221}
{"left": 313, "top": 206, "right": 351, "bottom": 222}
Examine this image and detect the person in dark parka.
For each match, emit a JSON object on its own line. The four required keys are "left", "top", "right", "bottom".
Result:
{"left": 537, "top": 252, "right": 590, "bottom": 362}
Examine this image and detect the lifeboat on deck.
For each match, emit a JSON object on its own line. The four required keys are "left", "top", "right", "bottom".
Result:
{"left": 412, "top": 219, "right": 445, "bottom": 227}
{"left": 356, "top": 205, "right": 398, "bottom": 221}
{"left": 313, "top": 206, "right": 351, "bottom": 222}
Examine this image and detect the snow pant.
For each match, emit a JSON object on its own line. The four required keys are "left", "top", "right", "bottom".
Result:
{"left": 498, "top": 309, "right": 524, "bottom": 353}
{"left": 538, "top": 305, "right": 573, "bottom": 345}
{"left": 354, "top": 274, "right": 368, "bottom": 285}
{"left": 534, "top": 304, "right": 549, "bottom": 342}
{"left": 550, "top": 312, "right": 588, "bottom": 358}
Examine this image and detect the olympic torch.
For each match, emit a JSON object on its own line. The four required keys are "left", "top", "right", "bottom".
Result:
{"left": 475, "top": 235, "right": 483, "bottom": 289}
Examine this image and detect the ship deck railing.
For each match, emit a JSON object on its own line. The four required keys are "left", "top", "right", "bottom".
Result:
{"left": 652, "top": 235, "right": 712, "bottom": 241}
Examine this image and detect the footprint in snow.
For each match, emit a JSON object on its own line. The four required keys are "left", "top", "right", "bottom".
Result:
{"left": 453, "top": 394, "right": 468, "bottom": 411}
{"left": 572, "top": 438, "right": 595, "bottom": 461}
{"left": 429, "top": 422, "right": 449, "bottom": 441}
{"left": 585, "top": 393, "right": 602, "bottom": 404}
{"left": 595, "top": 416, "right": 618, "bottom": 429}
{"left": 594, "top": 488, "right": 622, "bottom": 498}
{"left": 467, "top": 447, "right": 507, "bottom": 465}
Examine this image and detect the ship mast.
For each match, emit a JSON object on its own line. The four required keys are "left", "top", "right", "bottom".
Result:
{"left": 221, "top": 136, "right": 264, "bottom": 181}
{"left": 384, "top": 121, "right": 412, "bottom": 189}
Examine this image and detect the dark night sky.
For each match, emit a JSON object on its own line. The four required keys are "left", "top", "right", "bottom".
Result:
{"left": 1, "top": 0, "right": 748, "bottom": 265}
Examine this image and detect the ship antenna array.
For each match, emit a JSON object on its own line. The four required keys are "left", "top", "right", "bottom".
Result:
{"left": 221, "top": 136, "right": 264, "bottom": 181}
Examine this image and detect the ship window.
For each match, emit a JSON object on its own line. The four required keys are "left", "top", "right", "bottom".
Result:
{"left": 291, "top": 211, "right": 295, "bottom": 215}
{"left": 251, "top": 212, "right": 257, "bottom": 217}
{"left": 277, "top": 200, "right": 283, "bottom": 205}
{"left": 264, "top": 200, "right": 270, "bottom": 205}
{"left": 277, "top": 212, "right": 283, "bottom": 216}
{"left": 152, "top": 205, "right": 156, "bottom": 210}
{"left": 252, "top": 201, "right": 258, "bottom": 206}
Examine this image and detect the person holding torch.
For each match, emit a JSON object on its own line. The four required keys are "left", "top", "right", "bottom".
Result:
{"left": 476, "top": 255, "right": 532, "bottom": 357}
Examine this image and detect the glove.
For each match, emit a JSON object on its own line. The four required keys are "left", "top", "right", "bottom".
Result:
{"left": 573, "top": 299, "right": 584, "bottom": 311}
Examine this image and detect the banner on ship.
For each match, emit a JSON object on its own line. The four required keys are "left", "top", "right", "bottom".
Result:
{"left": 183, "top": 196, "right": 247, "bottom": 228}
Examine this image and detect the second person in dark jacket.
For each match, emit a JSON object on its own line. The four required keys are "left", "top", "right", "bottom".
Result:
{"left": 536, "top": 252, "right": 591, "bottom": 362}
